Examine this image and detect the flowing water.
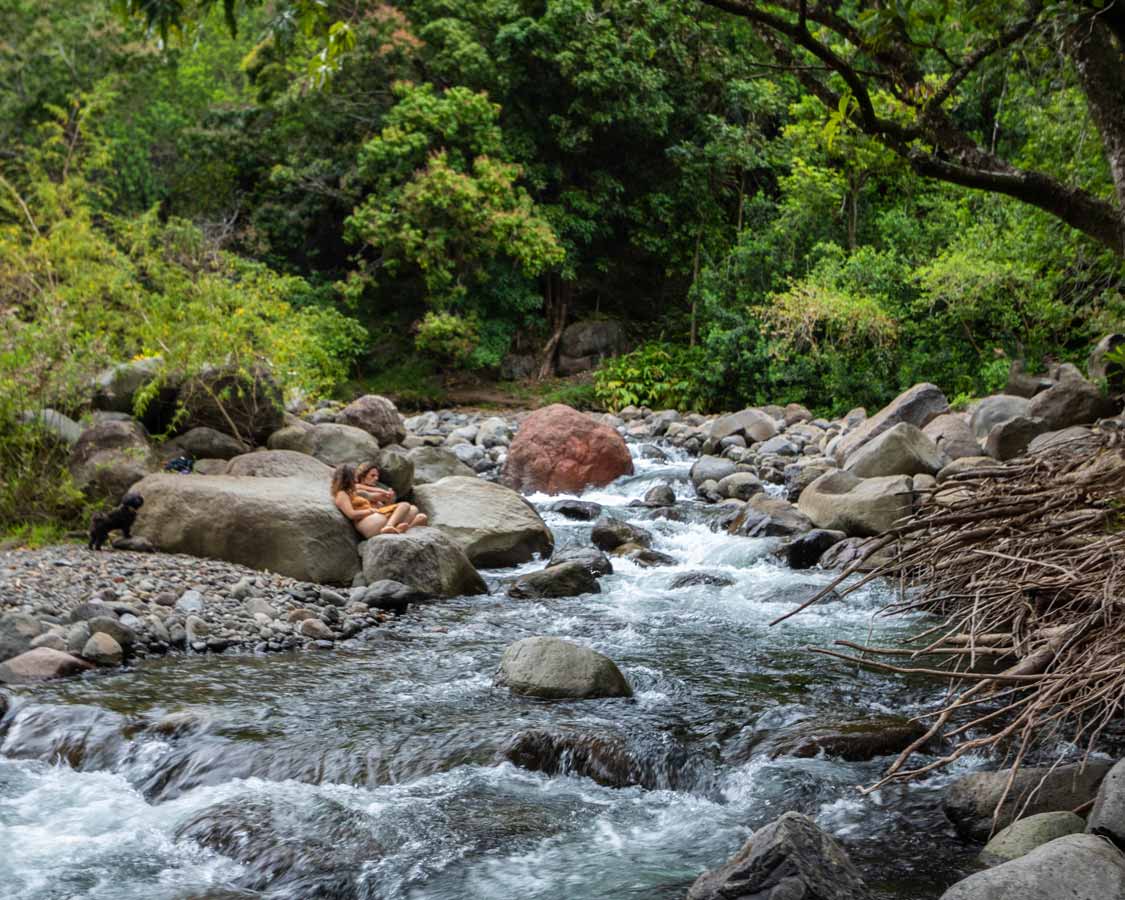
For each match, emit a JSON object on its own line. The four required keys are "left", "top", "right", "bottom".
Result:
{"left": 0, "top": 444, "right": 983, "bottom": 899}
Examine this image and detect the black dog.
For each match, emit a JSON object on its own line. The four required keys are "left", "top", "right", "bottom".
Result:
{"left": 89, "top": 492, "right": 144, "bottom": 550}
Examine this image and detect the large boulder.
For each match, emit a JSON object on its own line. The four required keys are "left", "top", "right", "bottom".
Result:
{"left": 843, "top": 422, "right": 947, "bottom": 477}
{"left": 1087, "top": 758, "right": 1125, "bottom": 847}
{"left": 502, "top": 404, "right": 633, "bottom": 494}
{"left": 0, "top": 613, "right": 46, "bottom": 663}
{"left": 335, "top": 394, "right": 405, "bottom": 446}
{"left": 691, "top": 456, "right": 737, "bottom": 488}
{"left": 729, "top": 495, "right": 813, "bottom": 538}
{"left": 1089, "top": 333, "right": 1125, "bottom": 395}
{"left": 557, "top": 320, "right": 627, "bottom": 374}
{"left": 69, "top": 419, "right": 159, "bottom": 502}
{"left": 710, "top": 408, "right": 778, "bottom": 444}
{"left": 548, "top": 546, "right": 613, "bottom": 578}
{"left": 834, "top": 383, "right": 949, "bottom": 464}
{"left": 798, "top": 471, "right": 913, "bottom": 537}
{"left": 494, "top": 636, "right": 632, "bottom": 699}
{"left": 179, "top": 367, "right": 284, "bottom": 445}
{"left": 944, "top": 761, "right": 1112, "bottom": 841}
{"left": 412, "top": 476, "right": 553, "bottom": 566}
{"left": 133, "top": 473, "right": 361, "bottom": 584}
{"left": 1027, "top": 373, "right": 1114, "bottom": 430}
{"left": 172, "top": 426, "right": 248, "bottom": 461}
{"left": 940, "top": 834, "right": 1125, "bottom": 900}
{"left": 971, "top": 395, "right": 1031, "bottom": 439}
{"left": 0, "top": 647, "right": 93, "bottom": 684}
{"left": 591, "top": 517, "right": 652, "bottom": 551}
{"left": 984, "top": 416, "right": 1049, "bottom": 460}
{"left": 225, "top": 450, "right": 332, "bottom": 480}
{"left": 408, "top": 446, "right": 477, "bottom": 485}
{"left": 373, "top": 446, "right": 414, "bottom": 498}
{"left": 687, "top": 811, "right": 871, "bottom": 900}
{"left": 269, "top": 422, "right": 380, "bottom": 468}
{"left": 508, "top": 561, "right": 601, "bottom": 599}
{"left": 980, "top": 812, "right": 1085, "bottom": 865}
{"left": 360, "top": 527, "right": 487, "bottom": 597}
{"left": 92, "top": 356, "right": 164, "bottom": 414}
{"left": 923, "top": 413, "right": 981, "bottom": 460}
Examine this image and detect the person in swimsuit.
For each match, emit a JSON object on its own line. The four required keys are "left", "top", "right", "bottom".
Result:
{"left": 354, "top": 461, "right": 427, "bottom": 532}
{"left": 331, "top": 464, "right": 426, "bottom": 539}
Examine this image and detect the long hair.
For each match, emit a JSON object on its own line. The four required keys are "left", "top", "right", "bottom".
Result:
{"left": 330, "top": 463, "right": 357, "bottom": 498}
{"left": 355, "top": 461, "right": 379, "bottom": 484}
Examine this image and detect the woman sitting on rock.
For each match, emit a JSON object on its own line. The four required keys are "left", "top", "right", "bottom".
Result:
{"left": 331, "top": 463, "right": 425, "bottom": 539}
{"left": 355, "top": 461, "right": 426, "bottom": 532}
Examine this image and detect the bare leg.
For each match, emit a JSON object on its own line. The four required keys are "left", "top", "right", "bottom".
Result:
{"left": 387, "top": 503, "right": 413, "bottom": 532}
{"left": 356, "top": 513, "right": 389, "bottom": 540}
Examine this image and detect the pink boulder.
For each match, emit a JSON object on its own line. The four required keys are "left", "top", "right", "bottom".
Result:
{"left": 503, "top": 405, "right": 634, "bottom": 495}
{"left": 0, "top": 647, "right": 93, "bottom": 684}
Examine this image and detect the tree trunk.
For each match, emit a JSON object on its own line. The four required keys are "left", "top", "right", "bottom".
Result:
{"left": 846, "top": 184, "right": 858, "bottom": 252}
{"left": 537, "top": 276, "right": 570, "bottom": 380}
{"left": 689, "top": 229, "right": 702, "bottom": 347}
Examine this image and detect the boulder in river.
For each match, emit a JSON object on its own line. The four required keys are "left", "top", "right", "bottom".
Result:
{"left": 669, "top": 571, "right": 735, "bottom": 589}
{"left": 710, "top": 407, "right": 778, "bottom": 444}
{"left": 509, "top": 561, "right": 601, "bottom": 599}
{"left": 359, "top": 580, "right": 431, "bottom": 613}
{"left": 798, "top": 471, "right": 913, "bottom": 537}
{"left": 687, "top": 811, "right": 871, "bottom": 900}
{"left": 547, "top": 546, "right": 613, "bottom": 578}
{"left": 502, "top": 404, "right": 633, "bottom": 494}
{"left": 979, "top": 811, "right": 1085, "bottom": 865}
{"left": 766, "top": 715, "right": 927, "bottom": 762}
{"left": 0, "top": 647, "right": 93, "bottom": 684}
{"left": 268, "top": 422, "right": 380, "bottom": 468}
{"left": 834, "top": 382, "right": 949, "bottom": 464}
{"left": 729, "top": 495, "right": 813, "bottom": 538}
{"left": 361, "top": 526, "right": 487, "bottom": 598}
{"left": 133, "top": 473, "right": 361, "bottom": 585}
{"left": 779, "top": 529, "right": 846, "bottom": 569}
{"left": 69, "top": 418, "right": 159, "bottom": 502}
{"left": 82, "top": 632, "right": 124, "bottom": 666}
{"left": 335, "top": 394, "right": 405, "bottom": 446}
{"left": 548, "top": 499, "right": 604, "bottom": 521}
{"left": 225, "top": 449, "right": 332, "bottom": 480}
{"left": 494, "top": 636, "right": 632, "bottom": 699}
{"left": 640, "top": 484, "right": 677, "bottom": 507}
{"left": 940, "top": 833, "right": 1125, "bottom": 900}
{"left": 943, "top": 761, "right": 1112, "bottom": 841}
{"left": 0, "top": 612, "right": 46, "bottom": 663}
{"left": 690, "top": 455, "right": 737, "bottom": 488}
{"left": 412, "top": 476, "right": 553, "bottom": 566}
{"left": 843, "top": 422, "right": 947, "bottom": 478}
{"left": 408, "top": 446, "right": 476, "bottom": 484}
{"left": 591, "top": 517, "right": 652, "bottom": 551}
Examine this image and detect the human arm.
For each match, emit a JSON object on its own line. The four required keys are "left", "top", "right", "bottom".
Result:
{"left": 334, "top": 491, "right": 374, "bottom": 523}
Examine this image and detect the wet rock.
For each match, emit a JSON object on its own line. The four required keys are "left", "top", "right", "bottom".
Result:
{"left": 941, "top": 834, "right": 1125, "bottom": 900}
{"left": 984, "top": 416, "right": 1049, "bottom": 460}
{"left": 68, "top": 418, "right": 159, "bottom": 503}
{"left": 336, "top": 394, "right": 405, "bottom": 446}
{"left": 780, "top": 529, "right": 846, "bottom": 570}
{"left": 30, "top": 632, "right": 66, "bottom": 652}
{"left": 729, "top": 494, "right": 813, "bottom": 538}
{"left": 0, "top": 612, "right": 46, "bottom": 662}
{"left": 716, "top": 472, "right": 764, "bottom": 501}
{"left": 413, "top": 476, "right": 553, "bottom": 567}
{"left": 843, "top": 422, "right": 947, "bottom": 478}
{"left": 944, "top": 761, "right": 1112, "bottom": 841}
{"left": 360, "top": 579, "right": 430, "bottom": 612}
{"left": 687, "top": 811, "right": 871, "bottom": 900}
{"left": 766, "top": 715, "right": 926, "bottom": 762}
{"left": 225, "top": 449, "right": 331, "bottom": 480}
{"left": 980, "top": 811, "right": 1085, "bottom": 865}
{"left": 614, "top": 545, "right": 676, "bottom": 567}
{"left": 591, "top": 517, "right": 652, "bottom": 551}
{"left": 134, "top": 473, "right": 360, "bottom": 585}
{"left": 710, "top": 408, "right": 778, "bottom": 444}
{"left": 970, "top": 395, "right": 1031, "bottom": 439}
{"left": 548, "top": 499, "right": 604, "bottom": 521}
{"left": 798, "top": 471, "right": 913, "bottom": 537}
{"left": 299, "top": 618, "right": 333, "bottom": 640}
{"left": 361, "top": 527, "right": 486, "bottom": 598}
{"left": 641, "top": 484, "right": 676, "bottom": 507}
{"left": 0, "top": 648, "right": 93, "bottom": 683}
{"left": 509, "top": 561, "right": 601, "bottom": 599}
{"left": 1087, "top": 758, "right": 1125, "bottom": 848}
{"left": 834, "top": 383, "right": 949, "bottom": 465}
{"left": 669, "top": 571, "right": 735, "bottom": 589}
{"left": 495, "top": 636, "right": 632, "bottom": 699}
{"left": 408, "top": 445, "right": 476, "bottom": 484}
{"left": 502, "top": 404, "right": 633, "bottom": 494}
{"left": 82, "top": 632, "right": 124, "bottom": 666}
{"left": 547, "top": 546, "right": 613, "bottom": 578}
{"left": 690, "top": 455, "right": 737, "bottom": 488}
{"left": 817, "top": 536, "right": 895, "bottom": 571}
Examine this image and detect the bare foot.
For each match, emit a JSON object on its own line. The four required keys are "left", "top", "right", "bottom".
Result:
{"left": 380, "top": 526, "right": 399, "bottom": 535}
{"left": 394, "top": 523, "right": 410, "bottom": 533}
{"left": 413, "top": 515, "right": 428, "bottom": 527}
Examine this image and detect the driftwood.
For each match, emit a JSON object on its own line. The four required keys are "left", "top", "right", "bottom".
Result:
{"left": 778, "top": 427, "right": 1125, "bottom": 808}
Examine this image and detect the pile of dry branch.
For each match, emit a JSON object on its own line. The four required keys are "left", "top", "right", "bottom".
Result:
{"left": 782, "top": 426, "right": 1125, "bottom": 799}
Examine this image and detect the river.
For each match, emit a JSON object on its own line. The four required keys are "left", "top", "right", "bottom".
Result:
{"left": 0, "top": 442, "right": 980, "bottom": 899}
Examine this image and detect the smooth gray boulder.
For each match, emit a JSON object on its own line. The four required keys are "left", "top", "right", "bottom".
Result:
{"left": 69, "top": 418, "right": 159, "bottom": 502}
{"left": 834, "top": 383, "right": 949, "bottom": 464}
{"left": 971, "top": 395, "right": 1031, "bottom": 439}
{"left": 412, "top": 476, "right": 552, "bottom": 566}
{"left": 924, "top": 413, "right": 981, "bottom": 460}
{"left": 591, "top": 518, "right": 652, "bottom": 551}
{"left": 172, "top": 426, "right": 248, "bottom": 461}
{"left": 508, "top": 561, "right": 601, "bottom": 599}
{"left": 844, "top": 422, "right": 947, "bottom": 477}
{"left": 133, "top": 473, "right": 360, "bottom": 584}
{"left": 710, "top": 408, "right": 778, "bottom": 444}
{"left": 19, "top": 408, "right": 83, "bottom": 445}
{"left": 716, "top": 472, "right": 764, "bottom": 501}
{"left": 1087, "top": 758, "right": 1125, "bottom": 847}
{"left": 980, "top": 811, "right": 1085, "bottom": 864}
{"left": 547, "top": 546, "right": 613, "bottom": 578}
{"left": 0, "top": 613, "right": 45, "bottom": 663}
{"left": 373, "top": 446, "right": 414, "bottom": 499}
{"left": 941, "top": 834, "right": 1125, "bottom": 900}
{"left": 268, "top": 422, "right": 380, "bottom": 468}
{"left": 729, "top": 495, "right": 813, "bottom": 538}
{"left": 1028, "top": 375, "right": 1114, "bottom": 430}
{"left": 225, "top": 449, "right": 332, "bottom": 480}
{"left": 944, "top": 762, "right": 1112, "bottom": 841}
{"left": 687, "top": 811, "right": 870, "bottom": 900}
{"left": 361, "top": 527, "right": 486, "bottom": 597}
{"left": 408, "top": 446, "right": 476, "bottom": 484}
{"left": 335, "top": 394, "right": 405, "bottom": 446}
{"left": 798, "top": 471, "right": 913, "bottom": 536}
{"left": 82, "top": 632, "right": 124, "bottom": 666}
{"left": 984, "top": 416, "right": 1049, "bottom": 460}
{"left": 494, "top": 636, "right": 632, "bottom": 699}
{"left": 691, "top": 455, "right": 737, "bottom": 488}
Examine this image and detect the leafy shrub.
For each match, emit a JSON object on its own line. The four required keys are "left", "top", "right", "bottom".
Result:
{"left": 594, "top": 343, "right": 711, "bottom": 411}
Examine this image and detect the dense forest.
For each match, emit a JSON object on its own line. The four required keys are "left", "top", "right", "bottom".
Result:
{"left": 3, "top": 0, "right": 1124, "bottom": 528}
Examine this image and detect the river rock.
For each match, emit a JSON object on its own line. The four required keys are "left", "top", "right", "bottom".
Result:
{"left": 82, "top": 632, "right": 124, "bottom": 666}
{"left": 172, "top": 426, "right": 248, "bottom": 461}
{"left": 691, "top": 455, "right": 737, "bottom": 488}
{"left": 361, "top": 527, "right": 486, "bottom": 597}
{"left": 924, "top": 414, "right": 981, "bottom": 460}
{"left": 798, "top": 471, "right": 913, "bottom": 537}
{"left": 87, "top": 615, "right": 135, "bottom": 650}
{"left": 641, "top": 484, "right": 676, "bottom": 507}
{"left": 1028, "top": 372, "right": 1114, "bottom": 429}
{"left": 508, "top": 561, "right": 601, "bottom": 599}
{"left": 133, "top": 473, "right": 360, "bottom": 584}
{"left": 728, "top": 495, "right": 813, "bottom": 538}
{"left": 937, "top": 456, "right": 1002, "bottom": 481}
{"left": 687, "top": 811, "right": 871, "bottom": 900}
{"left": 984, "top": 416, "right": 1049, "bottom": 460}
{"left": 335, "top": 394, "right": 405, "bottom": 446}
{"left": 179, "top": 367, "right": 284, "bottom": 444}
{"left": 69, "top": 418, "right": 159, "bottom": 502}
{"left": 834, "top": 383, "right": 949, "bottom": 464}
{"left": 615, "top": 545, "right": 676, "bottom": 567}
{"left": 843, "top": 422, "right": 947, "bottom": 477}
{"left": 359, "top": 580, "right": 430, "bottom": 613}
{"left": 559, "top": 320, "right": 627, "bottom": 367}
{"left": 502, "top": 404, "right": 634, "bottom": 494}
{"left": 766, "top": 715, "right": 926, "bottom": 762}
{"left": 980, "top": 811, "right": 1086, "bottom": 865}
{"left": 591, "top": 518, "right": 652, "bottom": 551}
{"left": 548, "top": 499, "right": 604, "bottom": 521}
{"left": 224, "top": 449, "right": 332, "bottom": 480}
{"left": 710, "top": 408, "right": 778, "bottom": 444}
{"left": 476, "top": 417, "right": 512, "bottom": 448}
{"left": 372, "top": 446, "right": 414, "bottom": 498}
{"left": 669, "top": 572, "right": 735, "bottom": 589}
{"left": 547, "top": 547, "right": 613, "bottom": 578}
{"left": 412, "top": 476, "right": 552, "bottom": 566}
{"left": 19, "top": 408, "right": 83, "bottom": 446}
{"left": 300, "top": 618, "right": 333, "bottom": 640}
{"left": 269, "top": 422, "right": 380, "bottom": 468}
{"left": 1089, "top": 333, "right": 1125, "bottom": 394}
{"left": 716, "top": 472, "right": 764, "bottom": 501}
{"left": 941, "top": 834, "right": 1125, "bottom": 900}
{"left": 971, "top": 395, "right": 1031, "bottom": 439}
{"left": 944, "top": 761, "right": 1112, "bottom": 841}
{"left": 494, "top": 636, "right": 632, "bottom": 699}
{"left": 0, "top": 612, "right": 46, "bottom": 662}
{"left": 1027, "top": 426, "right": 1101, "bottom": 457}
{"left": 0, "top": 647, "right": 93, "bottom": 683}
{"left": 1087, "top": 758, "right": 1125, "bottom": 847}
{"left": 780, "top": 529, "right": 846, "bottom": 569}
{"left": 408, "top": 446, "right": 476, "bottom": 484}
